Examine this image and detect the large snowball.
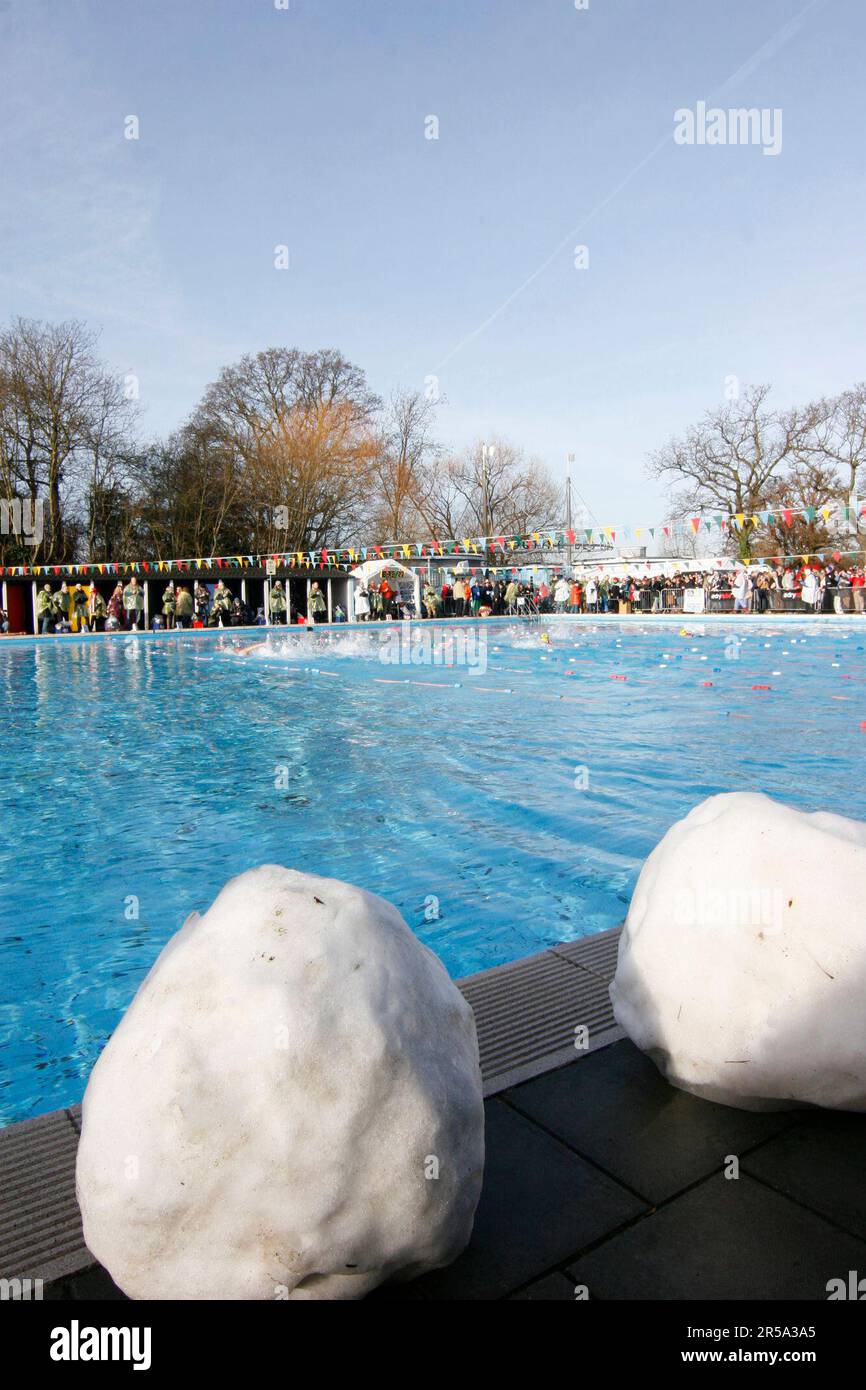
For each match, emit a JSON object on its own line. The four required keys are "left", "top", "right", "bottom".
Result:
{"left": 611, "top": 793, "right": 866, "bottom": 1112}
{"left": 76, "top": 866, "right": 484, "bottom": 1299}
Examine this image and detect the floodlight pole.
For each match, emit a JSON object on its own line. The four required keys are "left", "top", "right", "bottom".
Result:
{"left": 566, "top": 452, "right": 575, "bottom": 572}
{"left": 481, "top": 444, "right": 494, "bottom": 566}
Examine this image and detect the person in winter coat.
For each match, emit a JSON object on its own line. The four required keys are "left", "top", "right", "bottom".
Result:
{"left": 175, "top": 586, "right": 194, "bottom": 628}
{"left": 37, "top": 584, "right": 54, "bottom": 633}
{"left": 423, "top": 583, "right": 440, "bottom": 618}
{"left": 230, "top": 597, "right": 249, "bottom": 626}
{"left": 269, "top": 580, "right": 288, "bottom": 624}
{"left": 88, "top": 586, "right": 107, "bottom": 631}
{"left": 354, "top": 585, "right": 370, "bottom": 621}
{"left": 52, "top": 582, "right": 72, "bottom": 626}
{"left": 731, "top": 569, "right": 751, "bottom": 613}
{"left": 554, "top": 577, "right": 570, "bottom": 612}
{"left": 123, "top": 577, "right": 144, "bottom": 630}
{"left": 106, "top": 582, "right": 124, "bottom": 627}
{"left": 308, "top": 582, "right": 327, "bottom": 623}
{"left": 210, "top": 580, "right": 233, "bottom": 626}
{"left": 162, "top": 583, "right": 176, "bottom": 629}
{"left": 753, "top": 571, "right": 772, "bottom": 614}
{"left": 72, "top": 584, "right": 90, "bottom": 631}
{"left": 800, "top": 568, "right": 821, "bottom": 612}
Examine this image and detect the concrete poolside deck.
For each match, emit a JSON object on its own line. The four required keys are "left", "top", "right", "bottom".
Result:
{"left": 3, "top": 922, "right": 865, "bottom": 1301}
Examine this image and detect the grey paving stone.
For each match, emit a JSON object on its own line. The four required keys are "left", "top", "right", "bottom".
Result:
{"left": 505, "top": 1039, "right": 798, "bottom": 1204}
{"left": 567, "top": 1172, "right": 866, "bottom": 1300}
{"left": 743, "top": 1113, "right": 866, "bottom": 1241}
{"left": 383, "top": 1096, "right": 645, "bottom": 1300}
{"left": 45, "top": 1264, "right": 127, "bottom": 1301}
{"left": 509, "top": 1272, "right": 577, "bottom": 1300}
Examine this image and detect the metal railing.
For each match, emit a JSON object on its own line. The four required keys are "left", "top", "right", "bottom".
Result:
{"left": 515, "top": 594, "right": 541, "bottom": 622}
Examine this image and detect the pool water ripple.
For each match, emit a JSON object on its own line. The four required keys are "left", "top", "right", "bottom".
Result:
{"left": 1, "top": 617, "right": 864, "bottom": 1121}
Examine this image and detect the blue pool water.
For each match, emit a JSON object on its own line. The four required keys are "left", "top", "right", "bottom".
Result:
{"left": 1, "top": 615, "right": 865, "bottom": 1123}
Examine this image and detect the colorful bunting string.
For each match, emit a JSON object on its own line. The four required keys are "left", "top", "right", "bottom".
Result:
{"left": 1, "top": 502, "right": 863, "bottom": 580}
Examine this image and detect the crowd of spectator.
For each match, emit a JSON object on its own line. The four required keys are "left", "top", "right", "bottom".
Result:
{"left": 30, "top": 578, "right": 260, "bottom": 634}
{"left": 411, "top": 564, "right": 866, "bottom": 617}
{"left": 8, "top": 561, "right": 865, "bottom": 636}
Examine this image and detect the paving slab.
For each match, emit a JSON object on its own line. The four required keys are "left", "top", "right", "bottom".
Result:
{"left": 567, "top": 1172, "right": 866, "bottom": 1300}
{"left": 379, "top": 1096, "right": 646, "bottom": 1300}
{"left": 505, "top": 1038, "right": 799, "bottom": 1205}
{"left": 742, "top": 1113, "right": 866, "bottom": 1241}
{"left": 509, "top": 1272, "right": 577, "bottom": 1300}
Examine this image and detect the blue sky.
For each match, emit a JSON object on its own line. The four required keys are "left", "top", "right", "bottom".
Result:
{"left": 2, "top": 0, "right": 864, "bottom": 525}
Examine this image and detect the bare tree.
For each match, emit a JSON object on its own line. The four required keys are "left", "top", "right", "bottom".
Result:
{"left": 801, "top": 384, "right": 866, "bottom": 545}
{"left": 415, "top": 437, "right": 559, "bottom": 541}
{"left": 755, "top": 458, "right": 846, "bottom": 559}
{"left": 0, "top": 317, "right": 135, "bottom": 563}
{"left": 647, "top": 384, "right": 819, "bottom": 559}
{"left": 80, "top": 372, "right": 138, "bottom": 558}
{"left": 370, "top": 389, "right": 440, "bottom": 540}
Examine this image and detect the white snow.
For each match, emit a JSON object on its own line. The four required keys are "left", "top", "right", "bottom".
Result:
{"left": 76, "top": 866, "right": 484, "bottom": 1299}
{"left": 611, "top": 793, "right": 866, "bottom": 1112}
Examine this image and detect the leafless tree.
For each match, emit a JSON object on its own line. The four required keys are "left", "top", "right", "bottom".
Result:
{"left": 0, "top": 317, "right": 136, "bottom": 563}
{"left": 799, "top": 384, "right": 866, "bottom": 544}
{"left": 647, "top": 384, "right": 820, "bottom": 559}
{"left": 415, "top": 437, "right": 560, "bottom": 541}
{"left": 370, "top": 389, "right": 440, "bottom": 540}
{"left": 755, "top": 459, "right": 845, "bottom": 559}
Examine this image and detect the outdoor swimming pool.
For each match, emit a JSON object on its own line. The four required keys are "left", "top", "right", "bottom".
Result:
{"left": 2, "top": 614, "right": 864, "bottom": 1122}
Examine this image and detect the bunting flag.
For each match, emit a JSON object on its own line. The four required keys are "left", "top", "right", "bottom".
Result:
{"left": 1, "top": 498, "right": 861, "bottom": 580}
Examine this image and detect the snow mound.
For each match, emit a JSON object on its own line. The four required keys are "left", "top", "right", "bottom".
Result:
{"left": 76, "top": 866, "right": 484, "bottom": 1298}
{"left": 610, "top": 793, "right": 866, "bottom": 1111}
